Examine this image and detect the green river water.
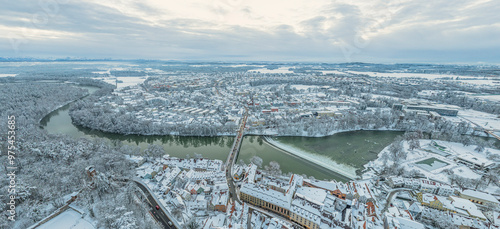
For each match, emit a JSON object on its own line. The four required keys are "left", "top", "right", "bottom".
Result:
{"left": 40, "top": 86, "right": 405, "bottom": 181}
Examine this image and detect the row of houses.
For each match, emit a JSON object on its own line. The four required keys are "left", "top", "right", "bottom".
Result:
{"left": 392, "top": 100, "right": 460, "bottom": 117}
{"left": 240, "top": 174, "right": 382, "bottom": 229}
{"left": 416, "top": 192, "right": 489, "bottom": 221}
{"left": 161, "top": 156, "right": 223, "bottom": 171}
{"left": 388, "top": 177, "right": 455, "bottom": 196}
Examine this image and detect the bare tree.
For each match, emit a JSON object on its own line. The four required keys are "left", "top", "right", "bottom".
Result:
{"left": 144, "top": 144, "right": 166, "bottom": 158}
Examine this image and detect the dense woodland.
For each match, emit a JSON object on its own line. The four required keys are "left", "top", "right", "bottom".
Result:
{"left": 0, "top": 82, "right": 159, "bottom": 229}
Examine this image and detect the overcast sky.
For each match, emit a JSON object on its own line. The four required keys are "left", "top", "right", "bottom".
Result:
{"left": 1, "top": 0, "right": 499, "bottom": 63}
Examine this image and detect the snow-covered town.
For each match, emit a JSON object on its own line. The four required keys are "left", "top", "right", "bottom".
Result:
{"left": 70, "top": 70, "right": 500, "bottom": 139}
{"left": 3, "top": 0, "right": 500, "bottom": 228}
{"left": 1, "top": 61, "right": 500, "bottom": 229}
{"left": 132, "top": 141, "right": 499, "bottom": 229}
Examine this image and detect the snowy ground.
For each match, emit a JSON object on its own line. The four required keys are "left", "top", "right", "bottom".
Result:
{"left": 227, "top": 64, "right": 265, "bottom": 68}
{"left": 291, "top": 84, "right": 321, "bottom": 91}
{"left": 361, "top": 93, "right": 401, "bottom": 100}
{"left": 248, "top": 67, "right": 294, "bottom": 74}
{"left": 92, "top": 70, "right": 109, "bottom": 74}
{"left": 93, "top": 76, "right": 147, "bottom": 89}
{"left": 92, "top": 76, "right": 116, "bottom": 86}
{"left": 456, "top": 79, "right": 499, "bottom": 86}
{"left": 452, "top": 109, "right": 500, "bottom": 131}
{"left": 116, "top": 77, "right": 147, "bottom": 88}
{"left": 365, "top": 140, "right": 500, "bottom": 193}
{"left": 37, "top": 209, "right": 95, "bottom": 229}
{"left": 347, "top": 71, "right": 498, "bottom": 86}
{"left": 320, "top": 70, "right": 348, "bottom": 75}
{"left": 347, "top": 71, "right": 461, "bottom": 79}
{"left": 471, "top": 94, "right": 500, "bottom": 102}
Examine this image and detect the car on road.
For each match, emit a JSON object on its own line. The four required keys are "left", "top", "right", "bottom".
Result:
{"left": 168, "top": 221, "right": 173, "bottom": 226}
{"left": 156, "top": 205, "right": 160, "bottom": 210}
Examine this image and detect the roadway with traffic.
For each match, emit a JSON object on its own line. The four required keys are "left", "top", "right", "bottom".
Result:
{"left": 130, "top": 105, "right": 248, "bottom": 228}
{"left": 133, "top": 179, "right": 178, "bottom": 229}
{"left": 225, "top": 107, "right": 249, "bottom": 205}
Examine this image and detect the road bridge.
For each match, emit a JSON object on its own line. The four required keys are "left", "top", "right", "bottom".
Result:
{"left": 459, "top": 115, "right": 500, "bottom": 141}
{"left": 225, "top": 107, "right": 248, "bottom": 204}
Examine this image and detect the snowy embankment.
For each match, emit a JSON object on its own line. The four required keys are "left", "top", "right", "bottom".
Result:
{"left": 263, "top": 136, "right": 357, "bottom": 179}
{"left": 36, "top": 209, "right": 95, "bottom": 229}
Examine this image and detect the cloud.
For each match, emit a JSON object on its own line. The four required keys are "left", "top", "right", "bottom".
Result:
{"left": 0, "top": 0, "right": 499, "bottom": 62}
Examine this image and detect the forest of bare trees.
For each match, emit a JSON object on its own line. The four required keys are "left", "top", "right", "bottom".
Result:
{"left": 0, "top": 82, "right": 159, "bottom": 229}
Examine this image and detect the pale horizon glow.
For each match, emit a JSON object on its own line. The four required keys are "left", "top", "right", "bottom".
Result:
{"left": 1, "top": 0, "right": 499, "bottom": 63}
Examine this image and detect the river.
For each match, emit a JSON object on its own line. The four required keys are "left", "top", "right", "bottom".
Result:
{"left": 40, "top": 85, "right": 407, "bottom": 182}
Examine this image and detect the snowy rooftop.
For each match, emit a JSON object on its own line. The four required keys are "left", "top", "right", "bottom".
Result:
{"left": 304, "top": 179, "right": 340, "bottom": 192}
{"left": 245, "top": 164, "right": 257, "bottom": 184}
{"left": 240, "top": 183, "right": 291, "bottom": 209}
{"left": 393, "top": 216, "right": 425, "bottom": 229}
{"left": 211, "top": 192, "right": 229, "bottom": 206}
{"left": 457, "top": 154, "right": 494, "bottom": 167}
{"left": 291, "top": 197, "right": 322, "bottom": 225}
{"left": 461, "top": 190, "right": 499, "bottom": 204}
{"left": 296, "top": 187, "right": 327, "bottom": 204}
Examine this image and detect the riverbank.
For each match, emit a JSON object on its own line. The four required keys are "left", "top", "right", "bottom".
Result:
{"left": 38, "top": 84, "right": 99, "bottom": 123}
{"left": 38, "top": 94, "right": 89, "bottom": 124}
{"left": 248, "top": 126, "right": 402, "bottom": 138}
{"left": 40, "top": 86, "right": 496, "bottom": 182}
{"left": 42, "top": 98, "right": 399, "bottom": 180}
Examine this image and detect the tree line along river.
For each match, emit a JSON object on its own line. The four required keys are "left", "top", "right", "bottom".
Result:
{"left": 39, "top": 85, "right": 407, "bottom": 181}
{"left": 46, "top": 85, "right": 480, "bottom": 182}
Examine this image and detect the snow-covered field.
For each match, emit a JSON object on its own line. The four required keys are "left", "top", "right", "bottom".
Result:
{"left": 248, "top": 67, "right": 293, "bottom": 74}
{"left": 320, "top": 70, "right": 347, "bottom": 75}
{"left": 93, "top": 76, "right": 147, "bottom": 89}
{"left": 456, "top": 79, "right": 499, "bottom": 86}
{"left": 227, "top": 64, "right": 265, "bottom": 68}
{"left": 291, "top": 84, "right": 321, "bottom": 90}
{"left": 37, "top": 209, "right": 94, "bottom": 229}
{"left": 452, "top": 166, "right": 482, "bottom": 179}
{"left": 92, "top": 70, "right": 109, "bottom": 74}
{"left": 427, "top": 140, "right": 500, "bottom": 158}
{"left": 116, "top": 77, "right": 146, "bottom": 88}
{"left": 472, "top": 94, "right": 500, "bottom": 102}
{"left": 361, "top": 93, "right": 401, "bottom": 100}
{"left": 347, "top": 71, "right": 459, "bottom": 79}
{"left": 266, "top": 137, "right": 357, "bottom": 179}
{"left": 453, "top": 109, "right": 500, "bottom": 131}
{"left": 347, "top": 71, "right": 498, "bottom": 86}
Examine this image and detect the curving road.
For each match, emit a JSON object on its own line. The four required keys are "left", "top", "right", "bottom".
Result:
{"left": 133, "top": 180, "right": 178, "bottom": 229}
{"left": 382, "top": 188, "right": 415, "bottom": 213}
